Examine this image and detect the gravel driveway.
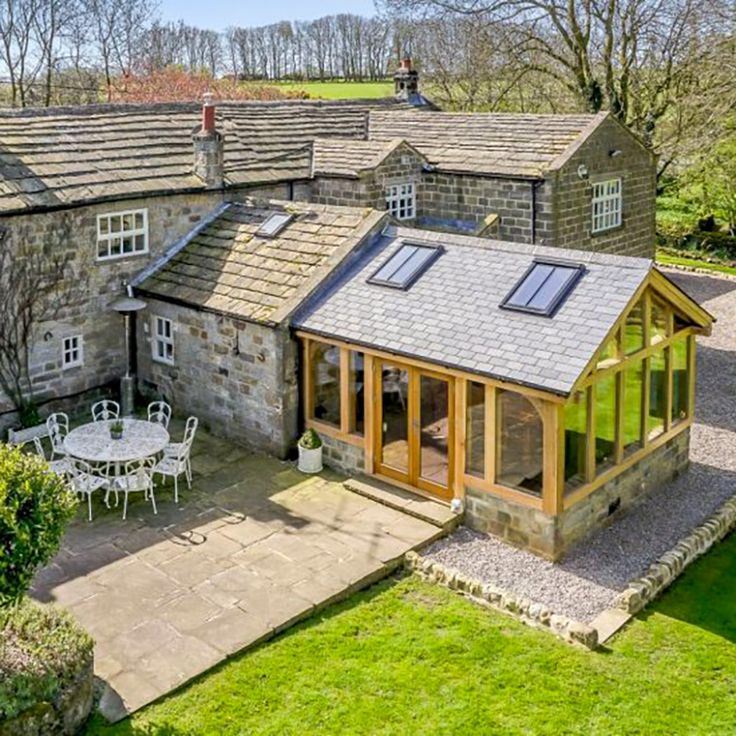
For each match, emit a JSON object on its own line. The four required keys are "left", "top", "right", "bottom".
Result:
{"left": 426, "top": 269, "right": 736, "bottom": 624}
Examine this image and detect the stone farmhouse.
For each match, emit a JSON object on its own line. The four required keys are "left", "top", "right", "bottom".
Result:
{"left": 0, "top": 65, "right": 710, "bottom": 558}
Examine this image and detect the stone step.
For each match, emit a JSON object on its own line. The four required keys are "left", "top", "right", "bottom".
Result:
{"left": 590, "top": 607, "right": 632, "bottom": 644}
{"left": 344, "top": 475, "right": 462, "bottom": 532}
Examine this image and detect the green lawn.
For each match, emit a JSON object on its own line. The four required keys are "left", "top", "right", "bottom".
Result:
{"left": 656, "top": 250, "right": 736, "bottom": 277}
{"left": 85, "top": 532, "right": 736, "bottom": 736}
{"left": 267, "top": 80, "right": 394, "bottom": 99}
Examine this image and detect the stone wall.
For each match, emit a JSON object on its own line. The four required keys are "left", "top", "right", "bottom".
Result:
{"left": 319, "top": 432, "right": 365, "bottom": 475}
{"left": 312, "top": 142, "right": 425, "bottom": 215}
{"left": 551, "top": 116, "right": 656, "bottom": 258}
{"left": 0, "top": 183, "right": 293, "bottom": 437}
{"left": 418, "top": 174, "right": 555, "bottom": 245}
{"left": 137, "top": 299, "right": 299, "bottom": 457}
{"left": 465, "top": 428, "right": 691, "bottom": 560}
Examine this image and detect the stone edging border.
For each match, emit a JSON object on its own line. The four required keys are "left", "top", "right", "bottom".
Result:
{"left": 615, "top": 497, "right": 736, "bottom": 614}
{"left": 659, "top": 261, "right": 736, "bottom": 281}
{"left": 404, "top": 550, "right": 598, "bottom": 650}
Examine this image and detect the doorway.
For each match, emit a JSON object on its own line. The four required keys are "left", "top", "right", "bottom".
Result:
{"left": 374, "top": 360, "right": 454, "bottom": 500}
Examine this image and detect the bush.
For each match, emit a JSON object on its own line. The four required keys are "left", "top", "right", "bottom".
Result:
{"left": 0, "top": 597, "right": 93, "bottom": 721}
{"left": 0, "top": 443, "right": 77, "bottom": 607}
{"left": 298, "top": 428, "right": 322, "bottom": 449}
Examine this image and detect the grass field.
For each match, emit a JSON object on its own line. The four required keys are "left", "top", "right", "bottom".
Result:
{"left": 269, "top": 80, "right": 394, "bottom": 99}
{"left": 85, "top": 531, "right": 736, "bottom": 735}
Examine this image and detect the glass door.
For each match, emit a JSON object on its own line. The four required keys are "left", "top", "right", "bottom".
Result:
{"left": 374, "top": 360, "right": 454, "bottom": 499}
{"left": 376, "top": 362, "right": 410, "bottom": 483}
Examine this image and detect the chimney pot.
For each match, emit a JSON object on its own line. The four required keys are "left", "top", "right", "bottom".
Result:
{"left": 201, "top": 92, "right": 216, "bottom": 134}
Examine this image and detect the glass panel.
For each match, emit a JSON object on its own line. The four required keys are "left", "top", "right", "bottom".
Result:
{"left": 507, "top": 264, "right": 553, "bottom": 306}
{"left": 648, "top": 351, "right": 667, "bottom": 439}
{"left": 564, "top": 390, "right": 587, "bottom": 490}
{"left": 372, "top": 245, "right": 417, "bottom": 282}
{"left": 672, "top": 338, "right": 689, "bottom": 424}
{"left": 380, "top": 364, "right": 409, "bottom": 473}
{"left": 527, "top": 266, "right": 577, "bottom": 311}
{"left": 594, "top": 374, "right": 616, "bottom": 474}
{"left": 596, "top": 335, "right": 620, "bottom": 368}
{"left": 348, "top": 351, "right": 364, "bottom": 436}
{"left": 99, "top": 217, "right": 109, "bottom": 234}
{"left": 310, "top": 342, "right": 341, "bottom": 428}
{"left": 134, "top": 211, "right": 144, "bottom": 229}
{"left": 465, "top": 381, "right": 485, "bottom": 478}
{"left": 258, "top": 213, "right": 293, "bottom": 237}
{"left": 496, "top": 390, "right": 543, "bottom": 496}
{"left": 624, "top": 300, "right": 645, "bottom": 354}
{"left": 122, "top": 213, "right": 134, "bottom": 231}
{"left": 110, "top": 216, "right": 121, "bottom": 233}
{"left": 650, "top": 300, "right": 668, "bottom": 344}
{"left": 623, "top": 360, "right": 644, "bottom": 453}
{"left": 419, "top": 375, "right": 450, "bottom": 488}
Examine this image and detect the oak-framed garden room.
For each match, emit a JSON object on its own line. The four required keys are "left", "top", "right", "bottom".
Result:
{"left": 295, "top": 229, "right": 713, "bottom": 559}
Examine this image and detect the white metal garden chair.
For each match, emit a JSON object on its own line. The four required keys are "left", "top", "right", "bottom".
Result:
{"left": 147, "top": 401, "right": 172, "bottom": 429}
{"left": 115, "top": 456, "right": 157, "bottom": 521}
{"left": 69, "top": 458, "right": 109, "bottom": 522}
{"left": 156, "top": 416, "right": 198, "bottom": 503}
{"left": 32, "top": 437, "right": 73, "bottom": 477}
{"left": 91, "top": 399, "right": 120, "bottom": 422}
{"left": 45, "top": 413, "right": 72, "bottom": 473}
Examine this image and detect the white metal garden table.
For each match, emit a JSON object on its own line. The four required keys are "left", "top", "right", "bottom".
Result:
{"left": 64, "top": 418, "right": 170, "bottom": 502}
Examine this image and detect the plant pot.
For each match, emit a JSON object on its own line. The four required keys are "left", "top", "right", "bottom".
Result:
{"left": 297, "top": 444, "right": 323, "bottom": 474}
{"left": 110, "top": 430, "right": 123, "bottom": 440}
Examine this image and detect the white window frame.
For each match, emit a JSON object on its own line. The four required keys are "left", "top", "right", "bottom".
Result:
{"left": 591, "top": 178, "right": 622, "bottom": 234}
{"left": 385, "top": 182, "right": 416, "bottom": 220}
{"left": 61, "top": 335, "right": 83, "bottom": 369}
{"left": 152, "top": 316, "right": 175, "bottom": 366}
{"left": 96, "top": 208, "right": 149, "bottom": 261}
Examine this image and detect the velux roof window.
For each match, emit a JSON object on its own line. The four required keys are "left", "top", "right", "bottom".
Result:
{"left": 257, "top": 212, "right": 293, "bottom": 238}
{"left": 367, "top": 242, "right": 443, "bottom": 290}
{"left": 501, "top": 260, "right": 585, "bottom": 316}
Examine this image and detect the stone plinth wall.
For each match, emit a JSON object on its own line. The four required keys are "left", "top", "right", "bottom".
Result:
{"left": 319, "top": 432, "right": 365, "bottom": 475}
{"left": 137, "top": 300, "right": 299, "bottom": 458}
{"left": 465, "top": 428, "right": 691, "bottom": 560}
{"left": 0, "top": 660, "right": 94, "bottom": 736}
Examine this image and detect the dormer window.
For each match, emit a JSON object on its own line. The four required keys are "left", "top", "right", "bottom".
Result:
{"left": 385, "top": 182, "right": 415, "bottom": 220}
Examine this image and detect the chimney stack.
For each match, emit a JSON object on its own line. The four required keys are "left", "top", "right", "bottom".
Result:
{"left": 394, "top": 56, "right": 419, "bottom": 101}
{"left": 192, "top": 92, "right": 224, "bottom": 189}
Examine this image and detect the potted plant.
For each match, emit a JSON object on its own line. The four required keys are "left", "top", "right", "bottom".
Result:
{"left": 297, "top": 428, "right": 323, "bottom": 474}
{"left": 109, "top": 420, "right": 124, "bottom": 440}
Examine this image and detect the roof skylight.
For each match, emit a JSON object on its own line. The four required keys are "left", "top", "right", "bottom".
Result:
{"left": 367, "top": 242, "right": 443, "bottom": 290}
{"left": 257, "top": 212, "right": 293, "bottom": 238}
{"left": 501, "top": 260, "right": 585, "bottom": 316}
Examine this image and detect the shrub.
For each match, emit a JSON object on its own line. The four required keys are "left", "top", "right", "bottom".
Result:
{"left": 0, "top": 597, "right": 93, "bottom": 721}
{"left": 298, "top": 428, "right": 322, "bottom": 449}
{"left": 0, "top": 443, "right": 77, "bottom": 607}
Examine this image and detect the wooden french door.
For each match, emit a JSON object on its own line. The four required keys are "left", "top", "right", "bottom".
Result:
{"left": 374, "top": 360, "right": 455, "bottom": 500}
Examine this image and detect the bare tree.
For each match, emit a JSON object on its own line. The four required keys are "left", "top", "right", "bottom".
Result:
{"left": 0, "top": 218, "right": 87, "bottom": 424}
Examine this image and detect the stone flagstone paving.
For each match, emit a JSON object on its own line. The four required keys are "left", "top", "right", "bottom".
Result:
{"left": 31, "top": 423, "right": 443, "bottom": 722}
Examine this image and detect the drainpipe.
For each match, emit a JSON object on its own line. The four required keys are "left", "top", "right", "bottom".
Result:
{"left": 531, "top": 180, "right": 539, "bottom": 244}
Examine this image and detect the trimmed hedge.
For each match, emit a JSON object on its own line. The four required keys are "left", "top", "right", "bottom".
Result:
{"left": 0, "top": 442, "right": 77, "bottom": 605}
{"left": 0, "top": 598, "right": 93, "bottom": 722}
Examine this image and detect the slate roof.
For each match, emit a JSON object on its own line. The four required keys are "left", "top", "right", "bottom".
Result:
{"left": 0, "top": 98, "right": 407, "bottom": 214}
{"left": 135, "top": 200, "right": 385, "bottom": 325}
{"left": 311, "top": 138, "right": 420, "bottom": 178}
{"left": 294, "top": 225, "right": 653, "bottom": 395}
{"left": 368, "top": 110, "right": 606, "bottom": 178}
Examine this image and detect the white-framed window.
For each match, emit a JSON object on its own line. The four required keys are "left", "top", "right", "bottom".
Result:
{"left": 97, "top": 208, "right": 148, "bottom": 260}
{"left": 152, "top": 316, "right": 174, "bottom": 365}
{"left": 591, "top": 178, "right": 622, "bottom": 233}
{"left": 385, "top": 182, "right": 416, "bottom": 220}
{"left": 62, "top": 335, "right": 83, "bottom": 369}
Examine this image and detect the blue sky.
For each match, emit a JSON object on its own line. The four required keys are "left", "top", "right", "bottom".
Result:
{"left": 158, "top": 0, "right": 378, "bottom": 30}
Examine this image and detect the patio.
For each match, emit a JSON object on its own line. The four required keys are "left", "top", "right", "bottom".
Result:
{"left": 31, "top": 421, "right": 446, "bottom": 722}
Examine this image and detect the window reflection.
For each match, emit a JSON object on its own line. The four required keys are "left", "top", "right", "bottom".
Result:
{"left": 496, "top": 390, "right": 543, "bottom": 496}
{"left": 311, "top": 342, "right": 340, "bottom": 427}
